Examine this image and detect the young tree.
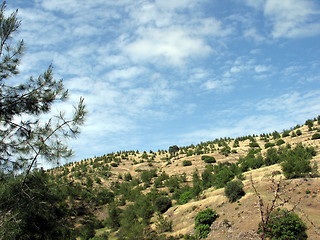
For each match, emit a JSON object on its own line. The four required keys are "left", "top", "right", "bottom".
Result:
{"left": 0, "top": 2, "right": 86, "bottom": 176}
{"left": 224, "top": 180, "right": 245, "bottom": 202}
{"left": 168, "top": 145, "right": 179, "bottom": 156}
{"left": 194, "top": 209, "right": 219, "bottom": 239}
{"left": 258, "top": 209, "right": 307, "bottom": 240}
{"left": 0, "top": 2, "right": 86, "bottom": 238}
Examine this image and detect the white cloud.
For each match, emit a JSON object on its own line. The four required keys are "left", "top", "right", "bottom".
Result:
{"left": 264, "top": 0, "right": 320, "bottom": 38}
{"left": 201, "top": 79, "right": 234, "bottom": 91}
{"left": 254, "top": 65, "right": 269, "bottom": 73}
{"left": 105, "top": 67, "right": 146, "bottom": 83}
{"left": 178, "top": 114, "right": 291, "bottom": 145}
{"left": 123, "top": 27, "right": 213, "bottom": 66}
{"left": 230, "top": 66, "right": 241, "bottom": 73}
{"left": 244, "top": 28, "right": 266, "bottom": 42}
{"left": 244, "top": 0, "right": 265, "bottom": 10}
{"left": 256, "top": 90, "right": 320, "bottom": 120}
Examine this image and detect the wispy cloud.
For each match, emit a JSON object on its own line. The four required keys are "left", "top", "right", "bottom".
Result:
{"left": 8, "top": 0, "right": 320, "bottom": 161}
{"left": 256, "top": 90, "right": 320, "bottom": 120}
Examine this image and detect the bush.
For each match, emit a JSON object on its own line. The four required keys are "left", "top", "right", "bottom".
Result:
{"left": 296, "top": 129, "right": 302, "bottom": 136}
{"left": 201, "top": 155, "right": 216, "bottom": 163}
{"left": 258, "top": 209, "right": 307, "bottom": 240}
{"left": 224, "top": 180, "right": 245, "bottom": 202}
{"left": 264, "top": 142, "right": 275, "bottom": 149}
{"left": 178, "top": 191, "right": 192, "bottom": 204}
{"left": 155, "top": 196, "right": 172, "bottom": 213}
{"left": 110, "top": 162, "right": 118, "bottom": 167}
{"left": 276, "top": 139, "right": 285, "bottom": 146}
{"left": 182, "top": 160, "right": 192, "bottom": 166}
{"left": 282, "top": 130, "right": 290, "bottom": 137}
{"left": 194, "top": 209, "right": 219, "bottom": 239}
{"left": 281, "top": 145, "right": 314, "bottom": 179}
{"left": 249, "top": 142, "right": 260, "bottom": 148}
{"left": 311, "top": 133, "right": 320, "bottom": 140}
{"left": 195, "top": 224, "right": 211, "bottom": 239}
{"left": 155, "top": 214, "right": 173, "bottom": 233}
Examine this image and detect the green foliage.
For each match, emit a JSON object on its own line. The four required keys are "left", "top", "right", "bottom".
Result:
{"left": 265, "top": 142, "right": 275, "bottom": 148}
{"left": 201, "top": 155, "right": 216, "bottom": 163}
{"left": 282, "top": 130, "right": 290, "bottom": 137}
{"left": 265, "top": 148, "right": 281, "bottom": 166}
{"left": 95, "top": 189, "right": 114, "bottom": 205}
{"left": 276, "top": 139, "right": 285, "bottom": 146}
{"left": 110, "top": 162, "right": 118, "bottom": 167}
{"left": 169, "top": 145, "right": 179, "bottom": 156}
{"left": 195, "top": 224, "right": 211, "bottom": 239}
{"left": 296, "top": 129, "right": 302, "bottom": 136}
{"left": 233, "top": 140, "right": 240, "bottom": 148}
{"left": 224, "top": 180, "right": 245, "bottom": 202}
{"left": 0, "top": 171, "right": 75, "bottom": 240}
{"left": 155, "top": 196, "right": 172, "bottom": 213}
{"left": 104, "top": 204, "right": 122, "bottom": 230}
{"left": 194, "top": 209, "right": 219, "bottom": 239}
{"left": 154, "top": 172, "right": 169, "bottom": 188}
{"left": 272, "top": 131, "right": 281, "bottom": 139}
{"left": 305, "top": 119, "right": 314, "bottom": 128}
{"left": 140, "top": 169, "right": 157, "bottom": 183}
{"left": 164, "top": 176, "right": 181, "bottom": 193}
{"left": 178, "top": 191, "right": 193, "bottom": 204}
{"left": 0, "top": 2, "right": 86, "bottom": 174}
{"left": 311, "top": 133, "right": 320, "bottom": 140}
{"left": 155, "top": 214, "right": 173, "bottom": 233}
{"left": 78, "top": 217, "right": 101, "bottom": 240}
{"left": 281, "top": 156, "right": 312, "bottom": 179}
{"left": 211, "top": 163, "right": 240, "bottom": 188}
{"left": 182, "top": 160, "right": 192, "bottom": 166}
{"left": 258, "top": 209, "right": 307, "bottom": 240}
{"left": 249, "top": 141, "right": 260, "bottom": 148}
{"left": 219, "top": 145, "right": 231, "bottom": 156}
{"left": 141, "top": 151, "right": 149, "bottom": 159}
{"left": 239, "top": 151, "right": 264, "bottom": 171}
{"left": 280, "top": 144, "right": 316, "bottom": 179}
{"left": 124, "top": 172, "right": 132, "bottom": 181}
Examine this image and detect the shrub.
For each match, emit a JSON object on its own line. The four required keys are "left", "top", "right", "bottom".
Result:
{"left": 264, "top": 142, "right": 275, "bottom": 149}
{"left": 272, "top": 131, "right": 281, "bottom": 139}
{"left": 182, "top": 160, "right": 192, "bottom": 166}
{"left": 110, "top": 162, "right": 118, "bottom": 167}
{"left": 201, "top": 155, "right": 216, "bottom": 163}
{"left": 258, "top": 209, "right": 307, "bottom": 240}
{"left": 78, "top": 222, "right": 95, "bottom": 240}
{"left": 282, "top": 130, "right": 290, "bottom": 137}
{"left": 194, "top": 209, "right": 219, "bottom": 239}
{"left": 281, "top": 145, "right": 313, "bottom": 179}
{"left": 296, "top": 129, "right": 302, "bottom": 136}
{"left": 305, "top": 119, "right": 314, "bottom": 128}
{"left": 155, "top": 196, "right": 172, "bottom": 213}
{"left": 249, "top": 142, "right": 260, "bottom": 148}
{"left": 195, "top": 224, "right": 211, "bottom": 239}
{"left": 224, "top": 180, "right": 245, "bottom": 202}
{"left": 276, "top": 139, "right": 285, "bottom": 146}
{"left": 311, "top": 133, "right": 320, "bottom": 140}
{"left": 178, "top": 191, "right": 192, "bottom": 204}
{"left": 155, "top": 214, "right": 173, "bottom": 233}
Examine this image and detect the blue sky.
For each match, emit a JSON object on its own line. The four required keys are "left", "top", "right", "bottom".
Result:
{"left": 9, "top": 0, "right": 320, "bottom": 164}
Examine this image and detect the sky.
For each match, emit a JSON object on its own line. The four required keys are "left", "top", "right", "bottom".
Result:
{"left": 8, "top": 0, "right": 320, "bottom": 165}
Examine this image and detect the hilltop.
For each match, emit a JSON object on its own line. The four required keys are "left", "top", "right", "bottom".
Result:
{"left": 49, "top": 117, "right": 320, "bottom": 240}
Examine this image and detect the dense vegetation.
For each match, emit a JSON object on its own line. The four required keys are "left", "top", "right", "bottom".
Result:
{"left": 258, "top": 209, "right": 307, "bottom": 240}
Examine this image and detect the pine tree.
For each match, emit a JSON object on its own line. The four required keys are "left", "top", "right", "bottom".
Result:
{"left": 0, "top": 2, "right": 86, "bottom": 238}
{"left": 0, "top": 1, "right": 86, "bottom": 176}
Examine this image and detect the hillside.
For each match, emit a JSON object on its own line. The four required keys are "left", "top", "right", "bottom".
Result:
{"left": 50, "top": 117, "right": 320, "bottom": 240}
